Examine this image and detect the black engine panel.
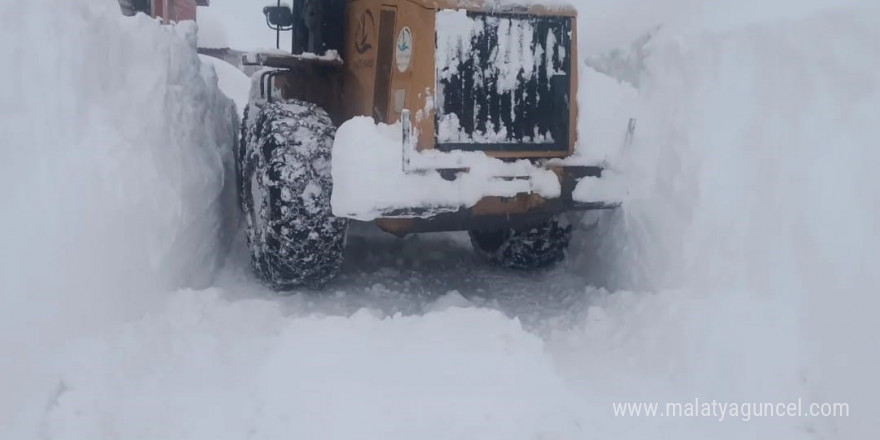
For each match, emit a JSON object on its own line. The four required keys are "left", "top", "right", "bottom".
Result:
{"left": 435, "top": 12, "right": 572, "bottom": 153}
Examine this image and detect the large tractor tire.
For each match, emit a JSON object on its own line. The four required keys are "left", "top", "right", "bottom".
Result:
{"left": 240, "top": 99, "right": 347, "bottom": 290}
{"left": 469, "top": 217, "right": 572, "bottom": 270}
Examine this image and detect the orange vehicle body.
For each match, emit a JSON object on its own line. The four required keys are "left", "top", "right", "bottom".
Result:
{"left": 152, "top": 0, "right": 209, "bottom": 22}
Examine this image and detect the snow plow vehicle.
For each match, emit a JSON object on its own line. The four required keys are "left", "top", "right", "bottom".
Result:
{"left": 240, "top": 0, "right": 624, "bottom": 290}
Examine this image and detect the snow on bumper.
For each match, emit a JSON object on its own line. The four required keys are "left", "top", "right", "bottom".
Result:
{"left": 331, "top": 117, "right": 620, "bottom": 221}
{"left": 572, "top": 172, "right": 627, "bottom": 205}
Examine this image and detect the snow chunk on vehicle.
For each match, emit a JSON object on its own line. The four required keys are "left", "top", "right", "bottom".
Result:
{"left": 331, "top": 117, "right": 561, "bottom": 221}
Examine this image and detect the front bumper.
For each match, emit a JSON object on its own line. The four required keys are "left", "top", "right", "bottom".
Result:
{"left": 330, "top": 113, "right": 626, "bottom": 232}
{"left": 373, "top": 164, "right": 620, "bottom": 235}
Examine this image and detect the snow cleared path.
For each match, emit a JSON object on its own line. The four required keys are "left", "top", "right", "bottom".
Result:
{"left": 218, "top": 222, "right": 610, "bottom": 327}
{"left": 2, "top": 0, "right": 879, "bottom": 439}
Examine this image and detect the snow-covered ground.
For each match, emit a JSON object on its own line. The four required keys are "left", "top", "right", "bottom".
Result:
{"left": 2, "top": 0, "right": 879, "bottom": 439}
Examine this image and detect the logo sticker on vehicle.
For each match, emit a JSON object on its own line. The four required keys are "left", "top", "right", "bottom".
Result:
{"left": 354, "top": 10, "right": 375, "bottom": 55}
{"left": 396, "top": 27, "right": 412, "bottom": 72}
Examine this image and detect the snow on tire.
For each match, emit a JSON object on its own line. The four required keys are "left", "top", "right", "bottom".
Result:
{"left": 240, "top": 99, "right": 347, "bottom": 290}
{"left": 469, "top": 217, "right": 572, "bottom": 270}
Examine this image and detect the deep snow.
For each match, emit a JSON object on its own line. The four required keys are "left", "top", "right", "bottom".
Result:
{"left": 199, "top": 55, "right": 250, "bottom": 119}
{"left": 0, "top": 0, "right": 239, "bottom": 436}
{"left": 2, "top": 0, "right": 879, "bottom": 439}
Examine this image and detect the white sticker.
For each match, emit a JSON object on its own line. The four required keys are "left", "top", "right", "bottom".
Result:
{"left": 396, "top": 27, "right": 413, "bottom": 72}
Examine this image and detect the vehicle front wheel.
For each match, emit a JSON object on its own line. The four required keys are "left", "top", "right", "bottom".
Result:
{"left": 240, "top": 99, "right": 347, "bottom": 290}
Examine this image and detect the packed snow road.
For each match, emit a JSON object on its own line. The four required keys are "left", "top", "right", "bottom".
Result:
{"left": 2, "top": 0, "right": 879, "bottom": 439}
{"left": 218, "top": 222, "right": 611, "bottom": 327}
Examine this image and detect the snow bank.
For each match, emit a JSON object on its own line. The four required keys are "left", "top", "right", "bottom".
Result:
{"left": 580, "top": 2, "right": 880, "bottom": 438}
{"left": 199, "top": 54, "right": 250, "bottom": 119}
{"left": 0, "top": 0, "right": 237, "bottom": 436}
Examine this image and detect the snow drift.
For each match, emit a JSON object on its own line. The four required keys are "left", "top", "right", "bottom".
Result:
{"left": 0, "top": 0, "right": 238, "bottom": 436}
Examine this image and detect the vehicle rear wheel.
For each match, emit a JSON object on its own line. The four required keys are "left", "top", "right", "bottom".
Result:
{"left": 239, "top": 99, "right": 347, "bottom": 290}
{"left": 469, "top": 217, "right": 572, "bottom": 270}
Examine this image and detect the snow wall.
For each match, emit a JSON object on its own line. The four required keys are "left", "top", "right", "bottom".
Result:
{"left": 0, "top": 0, "right": 239, "bottom": 436}
{"left": 1, "top": 0, "right": 878, "bottom": 439}
{"left": 574, "top": 2, "right": 880, "bottom": 438}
